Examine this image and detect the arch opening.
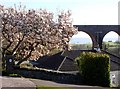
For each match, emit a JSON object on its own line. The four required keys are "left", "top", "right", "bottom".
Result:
{"left": 102, "top": 31, "right": 120, "bottom": 57}
{"left": 69, "top": 31, "right": 93, "bottom": 50}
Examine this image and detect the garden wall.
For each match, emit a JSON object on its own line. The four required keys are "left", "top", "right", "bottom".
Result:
{"left": 13, "top": 66, "right": 82, "bottom": 84}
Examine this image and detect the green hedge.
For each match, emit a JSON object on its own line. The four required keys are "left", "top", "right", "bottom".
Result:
{"left": 75, "top": 52, "right": 110, "bottom": 87}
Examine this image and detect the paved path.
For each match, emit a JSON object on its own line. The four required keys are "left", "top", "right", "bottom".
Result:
{"left": 1, "top": 76, "right": 36, "bottom": 89}
{"left": 1, "top": 76, "right": 118, "bottom": 89}
{"left": 30, "top": 78, "right": 111, "bottom": 89}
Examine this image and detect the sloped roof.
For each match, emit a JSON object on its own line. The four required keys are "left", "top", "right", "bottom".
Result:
{"left": 34, "top": 51, "right": 78, "bottom": 71}
{"left": 36, "top": 52, "right": 65, "bottom": 70}
{"left": 32, "top": 50, "right": 95, "bottom": 71}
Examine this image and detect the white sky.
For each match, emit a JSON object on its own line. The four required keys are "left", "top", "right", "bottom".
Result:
{"left": 0, "top": 0, "right": 119, "bottom": 39}
{"left": 1, "top": 0, "right": 119, "bottom": 25}
{"left": 72, "top": 32, "right": 91, "bottom": 38}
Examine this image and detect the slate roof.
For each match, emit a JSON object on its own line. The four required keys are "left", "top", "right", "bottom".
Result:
{"left": 30, "top": 50, "right": 96, "bottom": 71}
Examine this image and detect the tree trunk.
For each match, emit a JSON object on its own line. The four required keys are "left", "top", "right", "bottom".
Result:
{"left": 2, "top": 42, "right": 12, "bottom": 70}
{"left": 16, "top": 47, "right": 33, "bottom": 65}
{"left": 11, "top": 40, "right": 22, "bottom": 55}
{"left": 16, "top": 42, "right": 39, "bottom": 65}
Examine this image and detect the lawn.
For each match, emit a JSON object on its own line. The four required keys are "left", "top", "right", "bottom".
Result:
{"left": 103, "top": 42, "right": 120, "bottom": 57}
{"left": 70, "top": 43, "right": 92, "bottom": 50}
{"left": 36, "top": 85, "right": 73, "bottom": 89}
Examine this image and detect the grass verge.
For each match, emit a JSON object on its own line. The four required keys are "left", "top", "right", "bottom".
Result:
{"left": 36, "top": 85, "right": 74, "bottom": 89}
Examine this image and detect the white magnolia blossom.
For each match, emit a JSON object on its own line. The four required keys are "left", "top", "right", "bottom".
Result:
{"left": 1, "top": 4, "right": 78, "bottom": 61}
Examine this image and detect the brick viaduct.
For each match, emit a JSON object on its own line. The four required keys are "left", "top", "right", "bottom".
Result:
{"left": 73, "top": 25, "right": 120, "bottom": 49}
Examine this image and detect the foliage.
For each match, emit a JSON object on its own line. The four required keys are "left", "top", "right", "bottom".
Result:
{"left": 0, "top": 4, "right": 78, "bottom": 65}
{"left": 0, "top": 61, "right": 2, "bottom": 71}
{"left": 9, "top": 73, "right": 22, "bottom": 77}
{"left": 75, "top": 52, "right": 110, "bottom": 87}
{"left": 48, "top": 48, "right": 61, "bottom": 56}
{"left": 20, "top": 62, "right": 33, "bottom": 68}
{"left": 70, "top": 44, "right": 92, "bottom": 50}
{"left": 2, "top": 70, "right": 8, "bottom": 76}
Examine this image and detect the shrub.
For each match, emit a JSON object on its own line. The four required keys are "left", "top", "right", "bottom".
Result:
{"left": 20, "top": 63, "right": 33, "bottom": 68}
{"left": 9, "top": 73, "right": 22, "bottom": 77}
{"left": 75, "top": 52, "right": 110, "bottom": 87}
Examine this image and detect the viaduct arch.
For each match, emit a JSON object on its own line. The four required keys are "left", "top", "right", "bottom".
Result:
{"left": 73, "top": 25, "right": 120, "bottom": 49}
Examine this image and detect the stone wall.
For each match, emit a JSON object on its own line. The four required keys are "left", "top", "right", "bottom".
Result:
{"left": 13, "top": 66, "right": 83, "bottom": 84}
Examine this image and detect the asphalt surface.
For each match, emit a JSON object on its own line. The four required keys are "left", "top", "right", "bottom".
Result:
{"left": 1, "top": 76, "right": 114, "bottom": 89}
{"left": 30, "top": 78, "right": 111, "bottom": 89}
{"left": 1, "top": 76, "right": 36, "bottom": 89}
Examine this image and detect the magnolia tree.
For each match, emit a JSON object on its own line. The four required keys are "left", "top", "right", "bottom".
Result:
{"left": 0, "top": 5, "right": 78, "bottom": 65}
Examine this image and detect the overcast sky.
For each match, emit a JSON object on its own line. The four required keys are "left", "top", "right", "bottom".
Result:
{"left": 1, "top": 0, "right": 119, "bottom": 25}
{"left": 1, "top": 0, "right": 119, "bottom": 39}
